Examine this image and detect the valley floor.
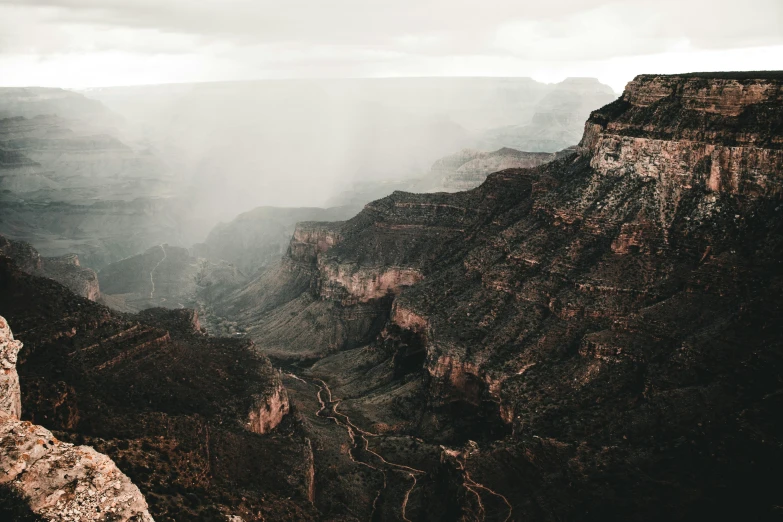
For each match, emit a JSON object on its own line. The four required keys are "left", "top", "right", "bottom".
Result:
{"left": 283, "top": 369, "right": 513, "bottom": 521}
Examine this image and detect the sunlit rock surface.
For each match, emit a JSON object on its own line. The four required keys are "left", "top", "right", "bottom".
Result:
{"left": 0, "top": 316, "right": 154, "bottom": 521}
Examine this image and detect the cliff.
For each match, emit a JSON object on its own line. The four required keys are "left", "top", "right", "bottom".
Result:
{"left": 216, "top": 72, "right": 783, "bottom": 520}
{"left": 581, "top": 74, "right": 783, "bottom": 201}
{"left": 0, "top": 316, "right": 154, "bottom": 521}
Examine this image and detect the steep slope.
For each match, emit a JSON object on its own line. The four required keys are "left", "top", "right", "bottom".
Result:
{"left": 217, "top": 72, "right": 783, "bottom": 520}
{"left": 0, "top": 251, "right": 315, "bottom": 521}
{"left": 0, "top": 316, "right": 154, "bottom": 521}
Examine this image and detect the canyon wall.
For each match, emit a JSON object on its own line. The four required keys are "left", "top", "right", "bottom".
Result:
{"left": 246, "top": 372, "right": 290, "bottom": 435}
{"left": 581, "top": 74, "right": 783, "bottom": 203}
{"left": 227, "top": 72, "right": 783, "bottom": 519}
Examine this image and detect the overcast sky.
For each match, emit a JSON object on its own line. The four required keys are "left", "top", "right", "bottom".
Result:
{"left": 0, "top": 0, "right": 781, "bottom": 91}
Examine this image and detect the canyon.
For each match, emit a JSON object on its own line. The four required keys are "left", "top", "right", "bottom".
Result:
{"left": 0, "top": 71, "right": 781, "bottom": 520}
{"left": 1, "top": 78, "right": 615, "bottom": 279}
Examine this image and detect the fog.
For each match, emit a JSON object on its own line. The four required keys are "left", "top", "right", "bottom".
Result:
{"left": 85, "top": 77, "right": 615, "bottom": 225}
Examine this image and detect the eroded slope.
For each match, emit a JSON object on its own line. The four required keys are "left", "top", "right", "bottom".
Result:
{"left": 219, "top": 72, "right": 783, "bottom": 520}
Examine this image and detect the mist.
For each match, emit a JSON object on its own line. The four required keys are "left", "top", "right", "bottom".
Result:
{"left": 84, "top": 77, "right": 614, "bottom": 228}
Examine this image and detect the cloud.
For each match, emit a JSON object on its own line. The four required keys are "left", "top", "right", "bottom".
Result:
{"left": 0, "top": 0, "right": 780, "bottom": 88}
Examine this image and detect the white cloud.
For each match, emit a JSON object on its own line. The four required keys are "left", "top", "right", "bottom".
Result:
{"left": 0, "top": 0, "right": 780, "bottom": 88}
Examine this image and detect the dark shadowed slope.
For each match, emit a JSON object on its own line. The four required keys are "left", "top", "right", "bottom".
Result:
{"left": 213, "top": 72, "right": 783, "bottom": 521}
{"left": 0, "top": 251, "right": 316, "bottom": 522}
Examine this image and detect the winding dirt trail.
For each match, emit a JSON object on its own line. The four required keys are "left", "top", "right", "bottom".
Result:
{"left": 316, "top": 378, "right": 425, "bottom": 522}
{"left": 284, "top": 372, "right": 425, "bottom": 521}
{"left": 284, "top": 371, "right": 512, "bottom": 522}
{"left": 149, "top": 244, "right": 167, "bottom": 300}
{"left": 455, "top": 454, "right": 513, "bottom": 522}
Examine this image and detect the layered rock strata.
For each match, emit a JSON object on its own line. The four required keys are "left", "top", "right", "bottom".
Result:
{"left": 582, "top": 74, "right": 783, "bottom": 200}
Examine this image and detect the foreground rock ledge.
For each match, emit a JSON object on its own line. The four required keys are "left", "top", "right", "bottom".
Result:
{"left": 0, "top": 316, "right": 154, "bottom": 521}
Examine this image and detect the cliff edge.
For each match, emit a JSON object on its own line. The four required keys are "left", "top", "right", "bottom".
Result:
{"left": 0, "top": 316, "right": 154, "bottom": 521}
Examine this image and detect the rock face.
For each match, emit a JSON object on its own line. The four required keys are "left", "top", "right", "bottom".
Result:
{"left": 216, "top": 72, "right": 783, "bottom": 520}
{"left": 0, "top": 317, "right": 22, "bottom": 419}
{"left": 0, "top": 251, "right": 315, "bottom": 521}
{"left": 582, "top": 73, "right": 783, "bottom": 202}
{"left": 246, "top": 373, "right": 290, "bottom": 435}
{"left": 40, "top": 255, "right": 101, "bottom": 301}
{"left": 0, "top": 316, "right": 154, "bottom": 521}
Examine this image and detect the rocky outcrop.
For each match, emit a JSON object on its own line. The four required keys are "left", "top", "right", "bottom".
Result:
{"left": 0, "top": 316, "right": 154, "bottom": 521}
{"left": 417, "top": 146, "right": 576, "bottom": 192}
{"left": 0, "top": 317, "right": 22, "bottom": 419}
{"left": 288, "top": 222, "right": 344, "bottom": 264}
{"left": 0, "top": 417, "right": 155, "bottom": 522}
{"left": 318, "top": 262, "right": 423, "bottom": 303}
{"left": 246, "top": 373, "right": 290, "bottom": 435}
